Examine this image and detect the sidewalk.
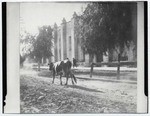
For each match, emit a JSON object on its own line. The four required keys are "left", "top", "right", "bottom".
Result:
{"left": 74, "top": 66, "right": 137, "bottom": 72}
{"left": 33, "top": 65, "right": 137, "bottom": 72}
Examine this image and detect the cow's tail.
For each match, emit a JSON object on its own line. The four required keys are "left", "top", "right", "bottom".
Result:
{"left": 72, "top": 73, "right": 77, "bottom": 83}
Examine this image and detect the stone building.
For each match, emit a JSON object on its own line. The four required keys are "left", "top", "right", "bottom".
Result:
{"left": 52, "top": 12, "right": 85, "bottom": 63}
{"left": 50, "top": 11, "right": 137, "bottom": 65}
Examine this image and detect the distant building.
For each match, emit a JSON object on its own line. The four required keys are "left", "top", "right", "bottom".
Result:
{"left": 49, "top": 11, "right": 137, "bottom": 65}
{"left": 52, "top": 12, "right": 85, "bottom": 63}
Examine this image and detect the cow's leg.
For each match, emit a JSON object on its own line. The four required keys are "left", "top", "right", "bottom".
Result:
{"left": 65, "top": 76, "right": 68, "bottom": 85}
{"left": 71, "top": 74, "right": 75, "bottom": 85}
{"left": 70, "top": 73, "right": 74, "bottom": 85}
{"left": 52, "top": 71, "right": 55, "bottom": 84}
{"left": 65, "top": 72, "right": 69, "bottom": 85}
{"left": 60, "top": 73, "right": 63, "bottom": 85}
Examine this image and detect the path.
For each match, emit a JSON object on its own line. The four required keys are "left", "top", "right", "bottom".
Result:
{"left": 20, "top": 68, "right": 137, "bottom": 113}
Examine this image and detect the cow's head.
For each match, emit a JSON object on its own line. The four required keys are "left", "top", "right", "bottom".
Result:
{"left": 48, "top": 62, "right": 54, "bottom": 70}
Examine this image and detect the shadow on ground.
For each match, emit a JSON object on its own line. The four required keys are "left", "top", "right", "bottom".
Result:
{"left": 76, "top": 77, "right": 137, "bottom": 84}
{"left": 66, "top": 85, "right": 105, "bottom": 93}
{"left": 36, "top": 69, "right": 137, "bottom": 84}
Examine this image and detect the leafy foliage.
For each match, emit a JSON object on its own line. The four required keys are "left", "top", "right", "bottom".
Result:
{"left": 78, "top": 2, "right": 137, "bottom": 55}
{"left": 20, "top": 32, "right": 36, "bottom": 57}
{"left": 33, "top": 26, "right": 53, "bottom": 60}
{"left": 20, "top": 26, "right": 53, "bottom": 62}
{"left": 20, "top": 54, "right": 26, "bottom": 67}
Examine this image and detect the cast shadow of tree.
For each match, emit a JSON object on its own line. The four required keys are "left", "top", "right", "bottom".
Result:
{"left": 77, "top": 77, "right": 137, "bottom": 84}
{"left": 66, "top": 85, "right": 105, "bottom": 93}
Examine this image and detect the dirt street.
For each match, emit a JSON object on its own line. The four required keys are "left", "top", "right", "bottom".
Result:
{"left": 20, "top": 69, "right": 137, "bottom": 113}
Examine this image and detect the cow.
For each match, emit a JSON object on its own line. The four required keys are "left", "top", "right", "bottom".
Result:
{"left": 48, "top": 59, "right": 77, "bottom": 85}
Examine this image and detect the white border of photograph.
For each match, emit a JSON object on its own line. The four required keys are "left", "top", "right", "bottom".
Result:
{"left": 1, "top": 0, "right": 149, "bottom": 115}
{"left": 4, "top": 2, "right": 20, "bottom": 113}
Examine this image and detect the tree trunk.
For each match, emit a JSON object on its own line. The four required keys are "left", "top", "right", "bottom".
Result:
{"left": 117, "top": 53, "right": 120, "bottom": 79}
{"left": 90, "top": 54, "right": 94, "bottom": 63}
{"left": 38, "top": 61, "right": 40, "bottom": 71}
{"left": 49, "top": 57, "right": 51, "bottom": 64}
{"left": 90, "top": 63, "right": 94, "bottom": 78}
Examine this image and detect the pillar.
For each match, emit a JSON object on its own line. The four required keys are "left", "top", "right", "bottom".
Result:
{"left": 93, "top": 54, "right": 97, "bottom": 63}
{"left": 71, "top": 17, "right": 75, "bottom": 60}
{"left": 85, "top": 53, "right": 90, "bottom": 64}
{"left": 60, "top": 24, "right": 64, "bottom": 60}
{"left": 61, "top": 18, "right": 67, "bottom": 60}
{"left": 66, "top": 36, "right": 70, "bottom": 59}
{"left": 51, "top": 38, "right": 55, "bottom": 62}
{"left": 57, "top": 35, "right": 60, "bottom": 61}
{"left": 54, "top": 23, "right": 58, "bottom": 61}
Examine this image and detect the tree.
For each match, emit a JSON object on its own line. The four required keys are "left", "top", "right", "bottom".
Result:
{"left": 79, "top": 2, "right": 137, "bottom": 79}
{"left": 20, "top": 31, "right": 36, "bottom": 69}
{"left": 20, "top": 31, "right": 36, "bottom": 58}
{"left": 20, "top": 54, "right": 25, "bottom": 68}
{"left": 33, "top": 26, "right": 53, "bottom": 71}
{"left": 20, "top": 26, "right": 53, "bottom": 71}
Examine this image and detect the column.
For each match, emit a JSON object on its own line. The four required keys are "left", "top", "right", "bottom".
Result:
{"left": 51, "top": 40, "right": 55, "bottom": 62}
{"left": 57, "top": 36, "right": 60, "bottom": 61}
{"left": 85, "top": 53, "right": 90, "bottom": 64}
{"left": 93, "top": 54, "right": 97, "bottom": 63}
{"left": 71, "top": 19, "right": 75, "bottom": 60}
{"left": 60, "top": 26, "right": 64, "bottom": 60}
{"left": 54, "top": 23, "right": 58, "bottom": 61}
{"left": 66, "top": 36, "right": 69, "bottom": 58}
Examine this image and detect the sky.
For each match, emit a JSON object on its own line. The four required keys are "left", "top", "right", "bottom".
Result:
{"left": 20, "top": 2, "right": 87, "bottom": 35}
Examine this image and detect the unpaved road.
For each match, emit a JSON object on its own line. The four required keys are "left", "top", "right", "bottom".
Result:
{"left": 20, "top": 69, "right": 137, "bottom": 113}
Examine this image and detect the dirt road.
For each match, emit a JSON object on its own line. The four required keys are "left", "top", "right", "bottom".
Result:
{"left": 20, "top": 69, "right": 137, "bottom": 113}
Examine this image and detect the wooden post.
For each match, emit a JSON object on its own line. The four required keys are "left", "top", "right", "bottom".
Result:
{"left": 38, "top": 61, "right": 40, "bottom": 71}
{"left": 38, "top": 58, "right": 41, "bottom": 71}
{"left": 90, "top": 63, "right": 94, "bottom": 78}
{"left": 117, "top": 53, "right": 120, "bottom": 79}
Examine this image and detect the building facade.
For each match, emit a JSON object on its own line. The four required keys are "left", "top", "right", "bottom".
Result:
{"left": 50, "top": 11, "right": 137, "bottom": 65}
{"left": 52, "top": 12, "right": 85, "bottom": 63}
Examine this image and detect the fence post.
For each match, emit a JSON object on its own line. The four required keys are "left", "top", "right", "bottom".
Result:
{"left": 38, "top": 61, "right": 41, "bottom": 71}
{"left": 117, "top": 53, "right": 120, "bottom": 79}
{"left": 90, "top": 63, "right": 94, "bottom": 78}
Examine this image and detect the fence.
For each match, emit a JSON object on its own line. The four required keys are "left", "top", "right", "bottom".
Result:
{"left": 90, "top": 61, "right": 137, "bottom": 79}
